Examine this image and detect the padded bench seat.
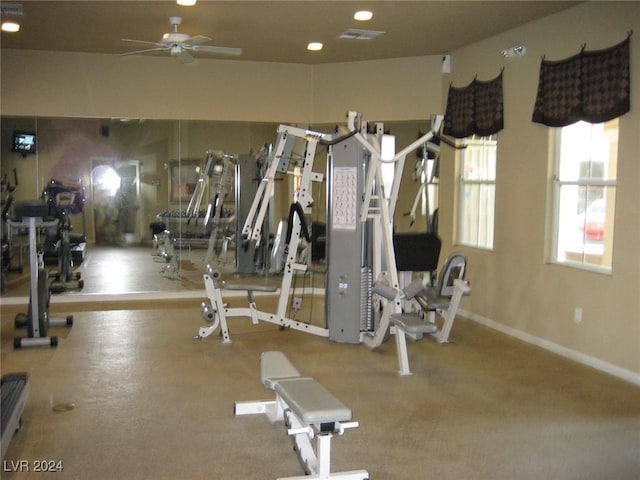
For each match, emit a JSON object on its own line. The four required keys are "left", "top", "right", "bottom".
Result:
{"left": 390, "top": 312, "right": 438, "bottom": 335}
{"left": 275, "top": 378, "right": 352, "bottom": 425}
{"left": 261, "top": 351, "right": 301, "bottom": 389}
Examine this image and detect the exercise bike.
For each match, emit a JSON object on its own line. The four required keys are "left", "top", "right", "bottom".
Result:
{"left": 8, "top": 202, "right": 73, "bottom": 349}
{"left": 1, "top": 169, "right": 23, "bottom": 292}
{"left": 41, "top": 180, "right": 86, "bottom": 293}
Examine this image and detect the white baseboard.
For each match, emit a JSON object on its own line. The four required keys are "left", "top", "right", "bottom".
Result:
{"left": 458, "top": 309, "right": 640, "bottom": 387}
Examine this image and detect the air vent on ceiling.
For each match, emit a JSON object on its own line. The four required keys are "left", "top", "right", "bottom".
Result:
{"left": 1, "top": 3, "right": 24, "bottom": 16}
{"left": 339, "top": 29, "right": 385, "bottom": 40}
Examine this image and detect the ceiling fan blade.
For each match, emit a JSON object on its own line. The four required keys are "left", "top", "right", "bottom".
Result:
{"left": 190, "top": 45, "right": 242, "bottom": 56}
{"left": 182, "top": 35, "right": 212, "bottom": 47}
{"left": 179, "top": 50, "right": 195, "bottom": 64}
{"left": 120, "top": 47, "right": 168, "bottom": 57}
{"left": 121, "top": 38, "right": 164, "bottom": 47}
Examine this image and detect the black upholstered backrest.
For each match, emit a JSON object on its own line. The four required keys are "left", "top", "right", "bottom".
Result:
{"left": 393, "top": 233, "right": 441, "bottom": 273}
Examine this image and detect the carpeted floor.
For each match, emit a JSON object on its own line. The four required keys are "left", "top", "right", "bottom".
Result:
{"left": 1, "top": 294, "right": 639, "bottom": 480}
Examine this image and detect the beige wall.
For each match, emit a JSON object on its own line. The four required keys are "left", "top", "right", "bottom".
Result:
{"left": 0, "top": 50, "right": 442, "bottom": 124}
{"left": 1, "top": 50, "right": 315, "bottom": 123}
{"left": 1, "top": 2, "right": 638, "bottom": 381}
{"left": 311, "top": 56, "right": 443, "bottom": 122}
{"left": 440, "top": 1, "right": 640, "bottom": 381}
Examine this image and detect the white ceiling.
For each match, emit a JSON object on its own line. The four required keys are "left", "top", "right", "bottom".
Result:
{"left": 0, "top": 1, "right": 582, "bottom": 64}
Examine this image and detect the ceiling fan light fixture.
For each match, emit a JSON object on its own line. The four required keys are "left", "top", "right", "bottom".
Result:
{"left": 177, "top": 0, "right": 197, "bottom": 6}
{"left": 1, "top": 21, "right": 20, "bottom": 33}
{"left": 354, "top": 10, "right": 373, "bottom": 21}
{"left": 307, "top": 42, "right": 323, "bottom": 51}
{"left": 120, "top": 16, "right": 241, "bottom": 62}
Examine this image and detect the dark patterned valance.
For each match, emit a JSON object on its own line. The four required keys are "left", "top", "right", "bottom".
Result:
{"left": 443, "top": 72, "right": 503, "bottom": 139}
{"left": 532, "top": 36, "right": 631, "bottom": 127}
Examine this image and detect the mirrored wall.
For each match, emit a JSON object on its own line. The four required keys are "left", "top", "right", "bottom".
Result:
{"left": 1, "top": 116, "right": 433, "bottom": 298}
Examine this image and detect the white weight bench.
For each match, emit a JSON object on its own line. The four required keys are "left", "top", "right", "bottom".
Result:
{"left": 235, "top": 352, "right": 369, "bottom": 480}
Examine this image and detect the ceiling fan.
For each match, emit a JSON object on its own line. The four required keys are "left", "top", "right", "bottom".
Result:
{"left": 121, "top": 16, "right": 242, "bottom": 63}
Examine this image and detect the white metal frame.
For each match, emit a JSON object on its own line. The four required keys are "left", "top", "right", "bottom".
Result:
{"left": 197, "top": 126, "right": 329, "bottom": 342}
{"left": 394, "top": 279, "right": 471, "bottom": 375}
{"left": 355, "top": 115, "right": 444, "bottom": 351}
{"left": 196, "top": 265, "right": 328, "bottom": 342}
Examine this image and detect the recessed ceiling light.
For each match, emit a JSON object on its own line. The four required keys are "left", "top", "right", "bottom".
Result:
{"left": 307, "top": 42, "right": 323, "bottom": 51}
{"left": 1, "top": 21, "right": 20, "bottom": 33}
{"left": 177, "top": 0, "right": 197, "bottom": 6}
{"left": 354, "top": 11, "right": 373, "bottom": 21}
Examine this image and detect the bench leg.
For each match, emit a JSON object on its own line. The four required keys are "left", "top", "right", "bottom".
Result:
{"left": 234, "top": 399, "right": 277, "bottom": 416}
{"left": 317, "top": 433, "right": 332, "bottom": 478}
{"left": 235, "top": 398, "right": 285, "bottom": 423}
{"left": 394, "top": 327, "right": 412, "bottom": 376}
{"left": 435, "top": 285, "right": 465, "bottom": 344}
{"left": 278, "top": 470, "right": 369, "bottom": 480}
{"left": 282, "top": 432, "right": 335, "bottom": 479}
{"left": 279, "top": 425, "right": 369, "bottom": 480}
{"left": 285, "top": 410, "right": 317, "bottom": 475}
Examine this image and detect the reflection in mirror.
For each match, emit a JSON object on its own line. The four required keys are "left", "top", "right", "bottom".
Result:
{"left": 1, "top": 116, "right": 432, "bottom": 299}
{"left": 91, "top": 164, "right": 122, "bottom": 244}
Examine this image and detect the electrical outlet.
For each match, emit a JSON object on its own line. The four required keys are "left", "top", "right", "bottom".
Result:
{"left": 574, "top": 306, "right": 583, "bottom": 324}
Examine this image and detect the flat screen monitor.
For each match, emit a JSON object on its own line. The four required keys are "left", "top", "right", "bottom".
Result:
{"left": 12, "top": 131, "right": 37, "bottom": 154}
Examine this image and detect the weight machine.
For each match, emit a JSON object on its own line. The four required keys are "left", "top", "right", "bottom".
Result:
{"left": 196, "top": 112, "right": 470, "bottom": 374}
{"left": 200, "top": 152, "right": 236, "bottom": 266}
{"left": 153, "top": 151, "right": 236, "bottom": 277}
{"left": 196, "top": 124, "right": 329, "bottom": 341}
{"left": 235, "top": 150, "right": 272, "bottom": 274}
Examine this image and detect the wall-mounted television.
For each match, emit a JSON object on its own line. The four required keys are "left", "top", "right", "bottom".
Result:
{"left": 12, "top": 131, "right": 37, "bottom": 154}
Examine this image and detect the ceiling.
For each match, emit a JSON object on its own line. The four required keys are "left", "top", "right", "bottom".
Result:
{"left": 0, "top": 1, "right": 582, "bottom": 64}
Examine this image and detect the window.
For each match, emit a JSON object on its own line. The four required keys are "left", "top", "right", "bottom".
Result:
{"left": 552, "top": 120, "right": 618, "bottom": 271}
{"left": 457, "top": 136, "right": 496, "bottom": 249}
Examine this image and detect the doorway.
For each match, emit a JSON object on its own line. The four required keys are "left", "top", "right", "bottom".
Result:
{"left": 90, "top": 159, "right": 141, "bottom": 245}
